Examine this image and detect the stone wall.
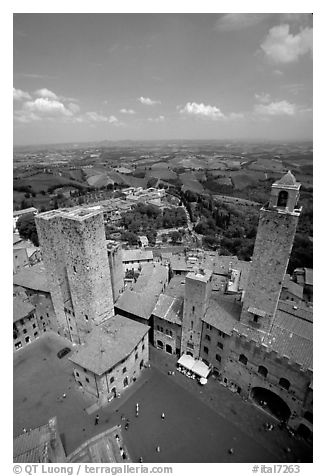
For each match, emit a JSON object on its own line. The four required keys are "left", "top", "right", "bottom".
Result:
{"left": 223, "top": 333, "right": 312, "bottom": 429}
{"left": 241, "top": 208, "right": 299, "bottom": 332}
{"left": 181, "top": 272, "right": 212, "bottom": 358}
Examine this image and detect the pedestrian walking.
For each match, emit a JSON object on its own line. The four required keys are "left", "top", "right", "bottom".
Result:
{"left": 94, "top": 414, "right": 99, "bottom": 425}
{"left": 228, "top": 448, "right": 234, "bottom": 455}
{"left": 161, "top": 412, "right": 165, "bottom": 420}
{"left": 156, "top": 446, "right": 160, "bottom": 453}
{"left": 139, "top": 457, "right": 143, "bottom": 463}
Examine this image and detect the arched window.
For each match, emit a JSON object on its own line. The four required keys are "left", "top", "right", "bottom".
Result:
{"left": 277, "top": 191, "right": 288, "bottom": 207}
{"left": 157, "top": 340, "right": 163, "bottom": 349}
{"left": 166, "top": 344, "right": 173, "bottom": 354}
{"left": 258, "top": 365, "right": 268, "bottom": 378}
{"left": 279, "top": 377, "right": 290, "bottom": 390}
{"left": 239, "top": 354, "right": 248, "bottom": 365}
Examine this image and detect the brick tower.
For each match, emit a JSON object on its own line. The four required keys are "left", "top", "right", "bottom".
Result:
{"left": 240, "top": 171, "right": 301, "bottom": 332}
{"left": 36, "top": 207, "right": 114, "bottom": 344}
{"left": 181, "top": 268, "right": 212, "bottom": 358}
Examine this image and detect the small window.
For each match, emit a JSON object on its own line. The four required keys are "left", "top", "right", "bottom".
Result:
{"left": 216, "top": 354, "right": 221, "bottom": 362}
{"left": 203, "top": 346, "right": 209, "bottom": 354}
{"left": 110, "top": 376, "right": 115, "bottom": 384}
{"left": 34, "top": 332, "right": 38, "bottom": 337}
{"left": 217, "top": 342, "right": 224, "bottom": 350}
{"left": 46, "top": 313, "right": 49, "bottom": 317}
{"left": 40, "top": 316, "right": 43, "bottom": 321}
{"left": 279, "top": 378, "right": 290, "bottom": 390}
{"left": 142, "top": 344, "right": 145, "bottom": 351}
{"left": 85, "top": 314, "right": 89, "bottom": 321}
{"left": 192, "top": 306, "right": 195, "bottom": 313}
{"left": 239, "top": 354, "right": 248, "bottom": 365}
{"left": 218, "top": 330, "right": 225, "bottom": 338}
{"left": 187, "top": 342, "right": 194, "bottom": 350}
{"left": 25, "top": 336, "right": 31, "bottom": 343}
{"left": 206, "top": 323, "right": 212, "bottom": 330}
{"left": 205, "top": 334, "right": 211, "bottom": 341}
{"left": 33, "top": 323, "right": 36, "bottom": 329}
{"left": 73, "top": 266, "right": 77, "bottom": 273}
{"left": 70, "top": 326, "right": 73, "bottom": 331}
{"left": 258, "top": 365, "right": 268, "bottom": 378}
{"left": 135, "top": 352, "right": 138, "bottom": 360}
{"left": 23, "top": 329, "right": 27, "bottom": 334}
{"left": 85, "top": 377, "right": 89, "bottom": 383}
{"left": 123, "top": 367, "right": 127, "bottom": 373}
{"left": 76, "top": 371, "right": 80, "bottom": 377}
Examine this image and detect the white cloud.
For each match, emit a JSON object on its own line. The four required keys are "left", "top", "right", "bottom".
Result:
{"left": 13, "top": 88, "right": 31, "bottom": 101}
{"left": 179, "top": 102, "right": 225, "bottom": 120}
{"left": 120, "top": 108, "right": 136, "bottom": 114}
{"left": 148, "top": 115, "right": 165, "bottom": 123}
{"left": 138, "top": 96, "right": 161, "bottom": 106}
{"left": 68, "top": 103, "right": 80, "bottom": 114}
{"left": 260, "top": 24, "right": 313, "bottom": 63}
{"left": 34, "top": 88, "right": 59, "bottom": 100}
{"left": 85, "top": 111, "right": 109, "bottom": 122}
{"left": 255, "top": 93, "right": 271, "bottom": 103}
{"left": 254, "top": 100, "right": 296, "bottom": 116}
{"left": 215, "top": 13, "right": 270, "bottom": 32}
{"left": 14, "top": 111, "right": 41, "bottom": 123}
{"left": 23, "top": 98, "right": 73, "bottom": 117}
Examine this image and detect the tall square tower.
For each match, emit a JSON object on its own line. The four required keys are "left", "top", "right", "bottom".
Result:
{"left": 181, "top": 268, "right": 212, "bottom": 358}
{"left": 36, "top": 207, "right": 114, "bottom": 343}
{"left": 240, "top": 171, "right": 301, "bottom": 333}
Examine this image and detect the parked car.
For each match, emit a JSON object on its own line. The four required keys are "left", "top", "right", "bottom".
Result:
{"left": 57, "top": 347, "right": 71, "bottom": 359}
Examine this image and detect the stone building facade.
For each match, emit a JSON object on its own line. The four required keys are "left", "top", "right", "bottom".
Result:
{"left": 36, "top": 208, "right": 114, "bottom": 344}
{"left": 69, "top": 315, "right": 150, "bottom": 402}
{"left": 13, "top": 297, "right": 38, "bottom": 351}
{"left": 180, "top": 269, "right": 212, "bottom": 358}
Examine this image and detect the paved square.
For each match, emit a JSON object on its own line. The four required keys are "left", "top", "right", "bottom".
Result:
{"left": 14, "top": 333, "right": 311, "bottom": 462}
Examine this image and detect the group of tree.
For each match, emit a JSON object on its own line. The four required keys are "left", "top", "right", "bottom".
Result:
{"left": 16, "top": 214, "right": 39, "bottom": 247}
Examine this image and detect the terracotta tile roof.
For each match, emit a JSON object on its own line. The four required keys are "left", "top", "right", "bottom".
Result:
{"left": 122, "top": 249, "right": 153, "bottom": 262}
{"left": 202, "top": 293, "right": 241, "bottom": 335}
{"left": 115, "top": 263, "right": 168, "bottom": 320}
{"left": 13, "top": 417, "right": 64, "bottom": 463}
{"left": 13, "top": 262, "right": 49, "bottom": 293}
{"left": 277, "top": 300, "right": 313, "bottom": 323}
{"left": 152, "top": 294, "right": 183, "bottom": 325}
{"left": 69, "top": 315, "right": 150, "bottom": 375}
{"left": 13, "top": 297, "right": 35, "bottom": 323}
{"left": 233, "top": 302, "right": 313, "bottom": 370}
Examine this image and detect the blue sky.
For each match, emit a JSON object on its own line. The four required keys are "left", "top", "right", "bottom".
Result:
{"left": 13, "top": 13, "right": 313, "bottom": 145}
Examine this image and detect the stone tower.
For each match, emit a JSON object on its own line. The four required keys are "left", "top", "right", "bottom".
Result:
{"left": 240, "top": 171, "right": 301, "bottom": 332}
{"left": 36, "top": 207, "right": 114, "bottom": 344}
{"left": 181, "top": 268, "right": 212, "bottom": 358}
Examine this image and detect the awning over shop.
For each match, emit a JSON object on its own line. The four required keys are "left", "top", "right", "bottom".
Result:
{"left": 177, "top": 354, "right": 195, "bottom": 371}
{"left": 177, "top": 354, "right": 210, "bottom": 378}
{"left": 192, "top": 360, "right": 210, "bottom": 378}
